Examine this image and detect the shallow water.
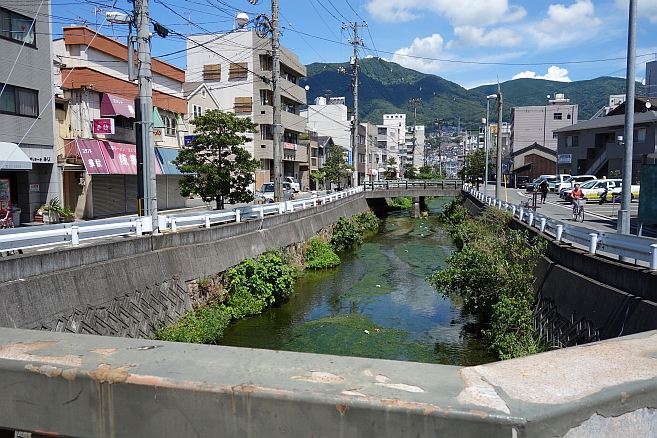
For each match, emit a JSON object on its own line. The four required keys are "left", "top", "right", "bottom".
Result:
{"left": 218, "top": 198, "right": 497, "bottom": 366}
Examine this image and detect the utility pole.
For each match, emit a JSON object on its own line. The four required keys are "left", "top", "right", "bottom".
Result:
{"left": 496, "top": 85, "right": 504, "bottom": 199}
{"left": 134, "top": 0, "right": 157, "bottom": 229}
{"left": 619, "top": 0, "right": 637, "bottom": 238}
{"left": 343, "top": 22, "right": 365, "bottom": 186}
{"left": 271, "top": 0, "right": 283, "bottom": 201}
{"left": 409, "top": 98, "right": 421, "bottom": 173}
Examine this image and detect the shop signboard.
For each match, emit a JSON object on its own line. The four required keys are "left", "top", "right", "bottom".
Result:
{"left": 93, "top": 118, "right": 115, "bottom": 135}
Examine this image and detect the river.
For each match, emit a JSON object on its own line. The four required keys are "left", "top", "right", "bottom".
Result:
{"left": 218, "top": 197, "right": 497, "bottom": 366}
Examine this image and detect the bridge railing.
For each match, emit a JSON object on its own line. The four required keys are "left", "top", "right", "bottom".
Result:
{"left": 0, "top": 187, "right": 363, "bottom": 253}
{"left": 364, "top": 179, "right": 463, "bottom": 191}
{"left": 464, "top": 186, "right": 657, "bottom": 269}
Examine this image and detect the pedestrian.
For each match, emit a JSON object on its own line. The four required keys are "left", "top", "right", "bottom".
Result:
{"left": 539, "top": 178, "right": 549, "bottom": 204}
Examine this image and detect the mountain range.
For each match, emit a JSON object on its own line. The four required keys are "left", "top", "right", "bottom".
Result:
{"left": 299, "top": 58, "right": 641, "bottom": 131}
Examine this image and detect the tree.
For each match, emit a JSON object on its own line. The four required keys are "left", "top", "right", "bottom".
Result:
{"left": 310, "top": 169, "right": 325, "bottom": 190}
{"left": 458, "top": 148, "right": 492, "bottom": 190}
{"left": 403, "top": 164, "right": 417, "bottom": 179}
{"left": 323, "top": 144, "right": 353, "bottom": 189}
{"left": 384, "top": 157, "right": 398, "bottom": 180}
{"left": 173, "top": 110, "right": 259, "bottom": 210}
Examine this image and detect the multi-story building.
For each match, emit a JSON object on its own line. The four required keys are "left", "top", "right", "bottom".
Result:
{"left": 510, "top": 94, "right": 578, "bottom": 153}
{"left": 405, "top": 125, "right": 425, "bottom": 170}
{"left": 647, "top": 61, "right": 657, "bottom": 98}
{"left": 302, "top": 97, "right": 350, "bottom": 150}
{"left": 186, "top": 29, "right": 307, "bottom": 190}
{"left": 53, "top": 26, "right": 188, "bottom": 218}
{"left": 183, "top": 82, "right": 222, "bottom": 134}
{"left": 1, "top": 0, "right": 58, "bottom": 225}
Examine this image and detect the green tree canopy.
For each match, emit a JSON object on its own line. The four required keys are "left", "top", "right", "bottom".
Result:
{"left": 173, "top": 110, "right": 259, "bottom": 210}
{"left": 384, "top": 157, "right": 398, "bottom": 180}
{"left": 458, "top": 148, "right": 492, "bottom": 189}
{"left": 323, "top": 144, "right": 353, "bottom": 188}
{"left": 403, "top": 164, "right": 417, "bottom": 179}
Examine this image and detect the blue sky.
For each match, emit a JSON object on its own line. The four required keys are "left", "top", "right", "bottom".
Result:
{"left": 49, "top": 0, "right": 657, "bottom": 89}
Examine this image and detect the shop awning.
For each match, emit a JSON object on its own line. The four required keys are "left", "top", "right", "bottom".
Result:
{"left": 100, "top": 93, "right": 135, "bottom": 118}
{"left": 155, "top": 147, "right": 183, "bottom": 175}
{"left": 76, "top": 139, "right": 162, "bottom": 175}
{"left": 0, "top": 142, "right": 32, "bottom": 170}
{"left": 175, "top": 113, "right": 188, "bottom": 132}
{"left": 153, "top": 108, "right": 165, "bottom": 128}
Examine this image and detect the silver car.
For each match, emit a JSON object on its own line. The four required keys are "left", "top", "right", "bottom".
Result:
{"left": 254, "top": 182, "right": 295, "bottom": 204}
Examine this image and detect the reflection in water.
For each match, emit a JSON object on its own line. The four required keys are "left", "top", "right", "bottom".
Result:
{"left": 218, "top": 197, "right": 497, "bottom": 366}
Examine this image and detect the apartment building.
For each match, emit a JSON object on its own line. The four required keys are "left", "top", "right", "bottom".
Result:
{"left": 0, "top": 0, "right": 58, "bottom": 225}
{"left": 53, "top": 26, "right": 188, "bottom": 218}
{"left": 186, "top": 29, "right": 307, "bottom": 189}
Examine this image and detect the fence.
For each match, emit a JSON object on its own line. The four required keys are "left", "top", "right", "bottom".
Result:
{"left": 0, "top": 187, "right": 363, "bottom": 254}
{"left": 464, "top": 186, "right": 657, "bottom": 270}
{"left": 364, "top": 179, "right": 463, "bottom": 191}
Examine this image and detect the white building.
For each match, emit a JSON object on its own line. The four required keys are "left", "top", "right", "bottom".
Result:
{"left": 301, "top": 97, "right": 351, "bottom": 153}
{"left": 186, "top": 29, "right": 307, "bottom": 189}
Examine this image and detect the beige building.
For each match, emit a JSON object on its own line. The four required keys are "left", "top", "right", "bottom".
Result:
{"left": 510, "top": 94, "right": 578, "bottom": 154}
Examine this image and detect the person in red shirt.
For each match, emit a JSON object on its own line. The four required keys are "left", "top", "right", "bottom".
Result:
{"left": 571, "top": 183, "right": 583, "bottom": 213}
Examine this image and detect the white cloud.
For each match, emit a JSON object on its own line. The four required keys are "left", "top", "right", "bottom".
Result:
{"left": 533, "top": 0, "right": 601, "bottom": 47}
{"left": 392, "top": 34, "right": 445, "bottom": 73}
{"left": 615, "top": 0, "right": 657, "bottom": 23}
{"left": 446, "top": 26, "right": 523, "bottom": 49}
{"left": 365, "top": 0, "right": 526, "bottom": 27}
{"left": 512, "top": 66, "right": 572, "bottom": 82}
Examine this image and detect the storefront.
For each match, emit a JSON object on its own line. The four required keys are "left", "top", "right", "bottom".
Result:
{"left": 73, "top": 139, "right": 186, "bottom": 218}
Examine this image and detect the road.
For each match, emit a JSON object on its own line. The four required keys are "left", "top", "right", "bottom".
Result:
{"left": 480, "top": 183, "right": 656, "bottom": 239}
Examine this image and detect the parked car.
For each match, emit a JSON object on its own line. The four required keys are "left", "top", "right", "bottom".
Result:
{"left": 285, "top": 176, "right": 301, "bottom": 192}
{"left": 558, "top": 176, "right": 597, "bottom": 198}
{"left": 515, "top": 176, "right": 530, "bottom": 189}
{"left": 254, "top": 182, "right": 295, "bottom": 204}
{"left": 551, "top": 174, "right": 571, "bottom": 192}
{"left": 561, "top": 179, "right": 599, "bottom": 201}
{"left": 526, "top": 175, "right": 554, "bottom": 192}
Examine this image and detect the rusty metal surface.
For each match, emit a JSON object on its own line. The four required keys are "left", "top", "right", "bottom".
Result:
{"left": 0, "top": 328, "right": 656, "bottom": 438}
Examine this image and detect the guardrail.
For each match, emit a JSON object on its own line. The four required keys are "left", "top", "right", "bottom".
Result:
{"left": 364, "top": 179, "right": 463, "bottom": 191}
{"left": 463, "top": 186, "right": 657, "bottom": 270}
{"left": 0, "top": 187, "right": 363, "bottom": 254}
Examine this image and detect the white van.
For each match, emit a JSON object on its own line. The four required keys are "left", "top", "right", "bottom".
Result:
{"left": 552, "top": 174, "right": 571, "bottom": 192}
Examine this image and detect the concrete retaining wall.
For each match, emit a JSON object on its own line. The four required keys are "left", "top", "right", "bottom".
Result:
{"left": 0, "top": 196, "right": 369, "bottom": 333}
{"left": 461, "top": 191, "right": 657, "bottom": 344}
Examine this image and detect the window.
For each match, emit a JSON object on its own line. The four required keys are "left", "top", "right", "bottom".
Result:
{"left": 203, "top": 64, "right": 221, "bottom": 80}
{"left": 260, "top": 124, "right": 273, "bottom": 140}
{"left": 282, "top": 70, "right": 297, "bottom": 84}
{"left": 567, "top": 114, "right": 571, "bottom": 120}
{"left": 115, "top": 115, "right": 133, "bottom": 129}
{"left": 554, "top": 113, "right": 563, "bottom": 120}
{"left": 636, "top": 128, "right": 647, "bottom": 143}
{"left": 192, "top": 104, "right": 202, "bottom": 118}
{"left": 259, "top": 54, "right": 272, "bottom": 71}
{"left": 378, "top": 127, "right": 387, "bottom": 136}
{"left": 283, "top": 131, "right": 298, "bottom": 144}
{"left": 229, "top": 62, "right": 248, "bottom": 79}
{"left": 358, "top": 154, "right": 365, "bottom": 163}
{"left": 0, "top": 83, "right": 38, "bottom": 117}
{"left": 0, "top": 8, "right": 35, "bottom": 45}
{"left": 259, "top": 89, "right": 273, "bottom": 106}
{"left": 311, "top": 148, "right": 318, "bottom": 158}
{"left": 553, "top": 133, "right": 558, "bottom": 139}
{"left": 566, "top": 135, "right": 579, "bottom": 147}
{"left": 234, "top": 97, "right": 252, "bottom": 113}
{"left": 164, "top": 115, "right": 176, "bottom": 136}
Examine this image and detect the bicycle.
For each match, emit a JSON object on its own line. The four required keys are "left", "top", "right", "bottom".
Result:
{"left": 0, "top": 210, "right": 14, "bottom": 229}
{"left": 572, "top": 198, "right": 585, "bottom": 222}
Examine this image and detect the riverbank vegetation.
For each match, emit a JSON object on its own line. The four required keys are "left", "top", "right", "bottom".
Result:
{"left": 430, "top": 198, "right": 547, "bottom": 360}
{"left": 156, "top": 211, "right": 380, "bottom": 344}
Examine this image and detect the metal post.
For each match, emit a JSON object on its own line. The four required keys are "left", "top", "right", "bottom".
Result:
{"left": 484, "top": 99, "right": 490, "bottom": 197}
{"left": 272, "top": 0, "right": 283, "bottom": 202}
{"left": 619, "top": 0, "right": 637, "bottom": 238}
{"left": 496, "top": 89, "right": 504, "bottom": 200}
{"left": 134, "top": 0, "right": 157, "bottom": 230}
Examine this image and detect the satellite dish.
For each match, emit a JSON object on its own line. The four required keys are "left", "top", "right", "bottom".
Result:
{"left": 236, "top": 12, "right": 249, "bottom": 28}
{"left": 304, "top": 85, "right": 310, "bottom": 91}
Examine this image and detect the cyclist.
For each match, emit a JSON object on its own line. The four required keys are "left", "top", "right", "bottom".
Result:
{"left": 571, "top": 183, "right": 584, "bottom": 219}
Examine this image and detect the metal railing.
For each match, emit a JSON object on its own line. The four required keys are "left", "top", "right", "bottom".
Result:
{"left": 464, "top": 186, "right": 657, "bottom": 270}
{"left": 0, "top": 187, "right": 363, "bottom": 253}
{"left": 363, "top": 179, "right": 463, "bottom": 191}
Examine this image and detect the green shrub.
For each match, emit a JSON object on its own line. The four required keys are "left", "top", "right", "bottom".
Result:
{"left": 330, "top": 216, "right": 363, "bottom": 251}
{"left": 389, "top": 197, "right": 412, "bottom": 209}
{"left": 305, "top": 238, "right": 340, "bottom": 269}
{"left": 430, "top": 205, "right": 547, "bottom": 360}
{"left": 155, "top": 302, "right": 231, "bottom": 344}
{"left": 350, "top": 212, "right": 380, "bottom": 234}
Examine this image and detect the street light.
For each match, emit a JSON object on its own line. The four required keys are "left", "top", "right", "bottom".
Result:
{"left": 484, "top": 94, "right": 497, "bottom": 196}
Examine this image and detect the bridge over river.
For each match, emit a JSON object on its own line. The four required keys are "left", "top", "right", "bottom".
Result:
{"left": 0, "top": 184, "right": 656, "bottom": 437}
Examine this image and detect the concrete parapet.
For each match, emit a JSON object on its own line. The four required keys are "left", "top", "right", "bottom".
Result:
{"left": 0, "top": 327, "right": 655, "bottom": 437}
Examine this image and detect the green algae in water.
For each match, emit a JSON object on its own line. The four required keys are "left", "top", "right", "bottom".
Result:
{"left": 337, "top": 243, "right": 393, "bottom": 302}
{"left": 408, "top": 219, "right": 433, "bottom": 238}
{"left": 385, "top": 223, "right": 398, "bottom": 232}
{"left": 281, "top": 313, "right": 435, "bottom": 362}
{"left": 395, "top": 244, "right": 448, "bottom": 277}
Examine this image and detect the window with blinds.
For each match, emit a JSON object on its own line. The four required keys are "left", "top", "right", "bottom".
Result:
{"left": 234, "top": 97, "right": 252, "bottom": 113}
{"left": 203, "top": 64, "right": 221, "bottom": 80}
{"left": 229, "top": 62, "right": 248, "bottom": 79}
